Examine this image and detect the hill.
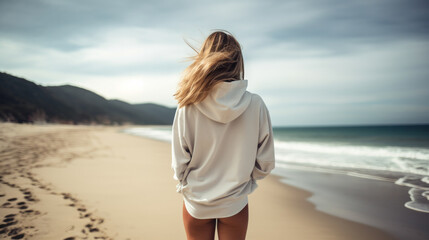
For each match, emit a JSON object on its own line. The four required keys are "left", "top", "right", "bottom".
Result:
{"left": 0, "top": 72, "right": 176, "bottom": 125}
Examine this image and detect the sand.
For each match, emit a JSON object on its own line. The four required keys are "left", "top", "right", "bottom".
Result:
{"left": 0, "top": 123, "right": 396, "bottom": 240}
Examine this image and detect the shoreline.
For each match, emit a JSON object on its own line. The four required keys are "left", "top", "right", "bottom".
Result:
{"left": 273, "top": 168, "right": 429, "bottom": 240}
{"left": 0, "top": 123, "right": 405, "bottom": 239}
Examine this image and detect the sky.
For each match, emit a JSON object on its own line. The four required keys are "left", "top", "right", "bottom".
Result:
{"left": 1, "top": 0, "right": 429, "bottom": 126}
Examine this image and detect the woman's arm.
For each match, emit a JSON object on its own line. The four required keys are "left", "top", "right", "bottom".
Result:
{"left": 171, "top": 107, "right": 192, "bottom": 190}
{"left": 252, "top": 100, "right": 275, "bottom": 180}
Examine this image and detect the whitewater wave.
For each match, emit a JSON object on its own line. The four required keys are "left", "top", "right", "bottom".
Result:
{"left": 274, "top": 140, "right": 429, "bottom": 176}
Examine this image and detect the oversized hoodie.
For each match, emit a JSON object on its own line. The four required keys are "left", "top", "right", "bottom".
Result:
{"left": 171, "top": 79, "right": 275, "bottom": 219}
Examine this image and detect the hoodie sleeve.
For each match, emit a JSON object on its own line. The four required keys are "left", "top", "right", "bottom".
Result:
{"left": 252, "top": 100, "right": 275, "bottom": 180}
{"left": 171, "top": 107, "right": 192, "bottom": 190}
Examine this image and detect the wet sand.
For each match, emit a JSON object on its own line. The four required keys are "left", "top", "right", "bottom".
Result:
{"left": 275, "top": 168, "right": 429, "bottom": 240}
{"left": 0, "top": 123, "right": 397, "bottom": 239}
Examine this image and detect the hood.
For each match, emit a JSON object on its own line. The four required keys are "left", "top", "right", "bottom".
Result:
{"left": 195, "top": 80, "right": 251, "bottom": 124}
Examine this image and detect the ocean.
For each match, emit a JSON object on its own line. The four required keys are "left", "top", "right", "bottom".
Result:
{"left": 122, "top": 124, "right": 429, "bottom": 214}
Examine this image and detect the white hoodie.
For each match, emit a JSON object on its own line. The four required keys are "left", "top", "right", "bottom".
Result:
{"left": 171, "top": 79, "right": 275, "bottom": 219}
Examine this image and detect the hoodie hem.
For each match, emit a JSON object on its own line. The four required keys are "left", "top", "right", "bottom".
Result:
{"left": 183, "top": 195, "right": 248, "bottom": 219}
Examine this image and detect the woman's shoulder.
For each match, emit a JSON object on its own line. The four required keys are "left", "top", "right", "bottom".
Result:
{"left": 175, "top": 104, "right": 198, "bottom": 120}
{"left": 247, "top": 92, "right": 267, "bottom": 108}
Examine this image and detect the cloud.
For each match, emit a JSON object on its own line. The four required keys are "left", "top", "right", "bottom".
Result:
{"left": 246, "top": 39, "right": 429, "bottom": 125}
{"left": 0, "top": 27, "right": 187, "bottom": 106}
{"left": 1, "top": 0, "right": 429, "bottom": 125}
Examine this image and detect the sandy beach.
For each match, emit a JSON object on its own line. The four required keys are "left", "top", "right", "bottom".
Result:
{"left": 0, "top": 123, "right": 399, "bottom": 239}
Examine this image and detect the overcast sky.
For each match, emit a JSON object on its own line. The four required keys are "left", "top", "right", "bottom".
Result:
{"left": 1, "top": 0, "right": 428, "bottom": 126}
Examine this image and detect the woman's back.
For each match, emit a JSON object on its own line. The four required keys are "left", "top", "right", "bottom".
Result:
{"left": 172, "top": 79, "right": 275, "bottom": 219}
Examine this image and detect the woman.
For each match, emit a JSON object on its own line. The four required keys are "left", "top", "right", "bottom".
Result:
{"left": 172, "top": 30, "right": 275, "bottom": 240}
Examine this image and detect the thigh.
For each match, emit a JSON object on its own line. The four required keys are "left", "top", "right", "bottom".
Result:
{"left": 217, "top": 204, "right": 249, "bottom": 240}
{"left": 182, "top": 202, "right": 216, "bottom": 240}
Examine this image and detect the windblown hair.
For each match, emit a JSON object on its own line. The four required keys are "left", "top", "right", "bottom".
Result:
{"left": 174, "top": 30, "right": 244, "bottom": 108}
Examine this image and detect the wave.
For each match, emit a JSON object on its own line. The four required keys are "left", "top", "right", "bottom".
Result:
{"left": 274, "top": 140, "right": 429, "bottom": 213}
{"left": 122, "top": 127, "right": 172, "bottom": 142}
{"left": 274, "top": 140, "right": 429, "bottom": 161}
{"left": 395, "top": 176, "right": 429, "bottom": 213}
{"left": 274, "top": 140, "right": 429, "bottom": 176}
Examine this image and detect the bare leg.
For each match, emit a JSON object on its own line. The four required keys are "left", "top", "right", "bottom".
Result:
{"left": 182, "top": 202, "right": 216, "bottom": 240}
{"left": 217, "top": 204, "right": 248, "bottom": 240}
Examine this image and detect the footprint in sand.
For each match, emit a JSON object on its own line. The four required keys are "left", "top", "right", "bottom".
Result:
{"left": 24, "top": 196, "right": 36, "bottom": 202}
{"left": 0, "top": 219, "right": 17, "bottom": 229}
{"left": 7, "top": 227, "right": 23, "bottom": 236}
{"left": 21, "top": 209, "right": 40, "bottom": 217}
{"left": 3, "top": 217, "right": 15, "bottom": 223}
{"left": 85, "top": 223, "right": 101, "bottom": 234}
{"left": 11, "top": 233, "right": 25, "bottom": 239}
{"left": 21, "top": 190, "right": 36, "bottom": 202}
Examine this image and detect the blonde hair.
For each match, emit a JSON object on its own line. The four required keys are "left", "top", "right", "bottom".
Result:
{"left": 174, "top": 30, "right": 244, "bottom": 108}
